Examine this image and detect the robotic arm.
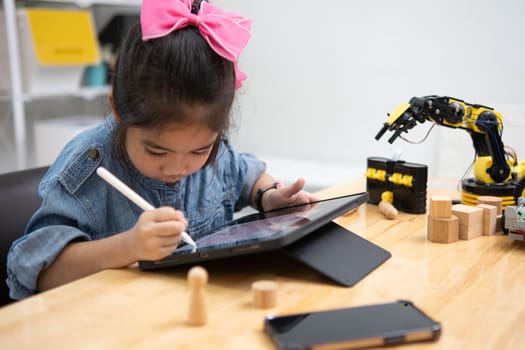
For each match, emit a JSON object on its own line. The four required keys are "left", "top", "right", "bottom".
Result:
{"left": 375, "top": 95, "right": 517, "bottom": 184}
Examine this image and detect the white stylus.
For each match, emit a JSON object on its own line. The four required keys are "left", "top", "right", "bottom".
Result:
{"left": 96, "top": 166, "right": 197, "bottom": 253}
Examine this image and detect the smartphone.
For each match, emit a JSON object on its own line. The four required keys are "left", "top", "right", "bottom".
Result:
{"left": 264, "top": 300, "right": 441, "bottom": 350}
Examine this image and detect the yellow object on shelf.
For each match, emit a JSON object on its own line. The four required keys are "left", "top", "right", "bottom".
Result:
{"left": 0, "top": 7, "right": 100, "bottom": 95}
{"left": 26, "top": 8, "right": 99, "bottom": 65}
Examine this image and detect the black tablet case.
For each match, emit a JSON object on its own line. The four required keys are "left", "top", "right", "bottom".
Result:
{"left": 138, "top": 192, "right": 391, "bottom": 287}
{"left": 283, "top": 221, "right": 391, "bottom": 287}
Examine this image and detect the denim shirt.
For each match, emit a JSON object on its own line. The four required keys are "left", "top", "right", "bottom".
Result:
{"left": 7, "top": 119, "right": 266, "bottom": 299}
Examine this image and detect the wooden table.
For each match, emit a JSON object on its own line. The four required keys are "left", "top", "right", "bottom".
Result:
{"left": 1, "top": 177, "right": 525, "bottom": 349}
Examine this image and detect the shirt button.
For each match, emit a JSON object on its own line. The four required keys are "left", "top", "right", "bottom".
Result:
{"left": 88, "top": 148, "right": 100, "bottom": 160}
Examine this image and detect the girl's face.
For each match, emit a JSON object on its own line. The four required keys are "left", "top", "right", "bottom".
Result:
{"left": 125, "top": 121, "right": 218, "bottom": 185}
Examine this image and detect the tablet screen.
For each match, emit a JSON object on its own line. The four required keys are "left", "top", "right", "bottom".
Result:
{"left": 172, "top": 192, "right": 367, "bottom": 256}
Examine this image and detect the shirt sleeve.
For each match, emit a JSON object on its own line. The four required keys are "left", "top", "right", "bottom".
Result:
{"left": 6, "top": 226, "right": 89, "bottom": 299}
{"left": 218, "top": 141, "right": 267, "bottom": 209}
{"left": 237, "top": 152, "right": 266, "bottom": 206}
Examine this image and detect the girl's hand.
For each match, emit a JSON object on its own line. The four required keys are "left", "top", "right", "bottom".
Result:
{"left": 262, "top": 178, "right": 320, "bottom": 212}
{"left": 125, "top": 207, "right": 188, "bottom": 261}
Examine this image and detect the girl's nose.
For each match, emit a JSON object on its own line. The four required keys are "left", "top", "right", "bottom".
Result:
{"left": 162, "top": 155, "right": 187, "bottom": 177}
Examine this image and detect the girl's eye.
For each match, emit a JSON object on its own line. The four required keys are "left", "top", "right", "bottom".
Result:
{"left": 192, "top": 148, "right": 212, "bottom": 156}
{"left": 145, "top": 148, "right": 167, "bottom": 157}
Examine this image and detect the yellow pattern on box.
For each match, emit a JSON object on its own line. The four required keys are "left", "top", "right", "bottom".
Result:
{"left": 26, "top": 8, "right": 99, "bottom": 65}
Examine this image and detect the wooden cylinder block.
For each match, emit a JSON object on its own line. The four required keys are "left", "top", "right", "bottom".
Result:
{"left": 252, "top": 280, "right": 278, "bottom": 309}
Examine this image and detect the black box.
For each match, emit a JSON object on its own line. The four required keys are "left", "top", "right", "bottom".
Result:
{"left": 366, "top": 157, "right": 428, "bottom": 214}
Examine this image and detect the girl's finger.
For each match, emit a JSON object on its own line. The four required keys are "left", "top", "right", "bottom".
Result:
{"left": 280, "top": 178, "right": 305, "bottom": 198}
{"left": 151, "top": 220, "right": 188, "bottom": 237}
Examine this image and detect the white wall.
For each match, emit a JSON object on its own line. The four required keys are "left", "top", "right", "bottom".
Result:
{"left": 218, "top": 0, "right": 525, "bottom": 183}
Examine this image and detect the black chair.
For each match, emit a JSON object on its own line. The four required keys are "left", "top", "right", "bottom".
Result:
{"left": 0, "top": 166, "right": 48, "bottom": 306}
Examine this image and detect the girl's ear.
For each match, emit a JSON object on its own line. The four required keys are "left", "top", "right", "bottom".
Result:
{"left": 108, "top": 92, "right": 120, "bottom": 122}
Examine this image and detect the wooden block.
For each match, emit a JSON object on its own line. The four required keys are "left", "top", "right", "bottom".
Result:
{"left": 187, "top": 266, "right": 208, "bottom": 327}
{"left": 429, "top": 196, "right": 452, "bottom": 219}
{"left": 427, "top": 215, "right": 459, "bottom": 243}
{"left": 496, "top": 214, "right": 503, "bottom": 234}
{"left": 378, "top": 200, "right": 398, "bottom": 219}
{"left": 252, "top": 280, "right": 278, "bottom": 309}
{"left": 452, "top": 204, "right": 484, "bottom": 240}
{"left": 452, "top": 204, "right": 484, "bottom": 226}
{"left": 476, "top": 204, "right": 497, "bottom": 235}
{"left": 458, "top": 222, "right": 483, "bottom": 240}
{"left": 477, "top": 196, "right": 503, "bottom": 215}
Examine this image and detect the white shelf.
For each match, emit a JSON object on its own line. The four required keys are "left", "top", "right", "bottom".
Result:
{"left": 25, "top": 86, "right": 110, "bottom": 101}
{"left": 1, "top": 86, "right": 110, "bottom": 102}
{"left": 2, "top": 0, "right": 139, "bottom": 169}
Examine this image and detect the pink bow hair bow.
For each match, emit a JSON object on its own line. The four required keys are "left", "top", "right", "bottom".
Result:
{"left": 141, "top": 0, "right": 252, "bottom": 89}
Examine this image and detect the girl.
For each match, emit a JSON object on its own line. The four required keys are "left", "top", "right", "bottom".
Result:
{"left": 7, "top": 0, "right": 318, "bottom": 300}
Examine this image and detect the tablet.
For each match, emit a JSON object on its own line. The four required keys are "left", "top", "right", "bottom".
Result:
{"left": 138, "top": 192, "right": 369, "bottom": 270}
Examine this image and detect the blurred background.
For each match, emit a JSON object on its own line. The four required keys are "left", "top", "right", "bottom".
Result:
{"left": 1, "top": 0, "right": 524, "bottom": 192}
{"left": 225, "top": 0, "right": 525, "bottom": 190}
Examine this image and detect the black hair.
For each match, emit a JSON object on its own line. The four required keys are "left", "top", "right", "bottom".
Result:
{"left": 111, "top": 0, "right": 235, "bottom": 166}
